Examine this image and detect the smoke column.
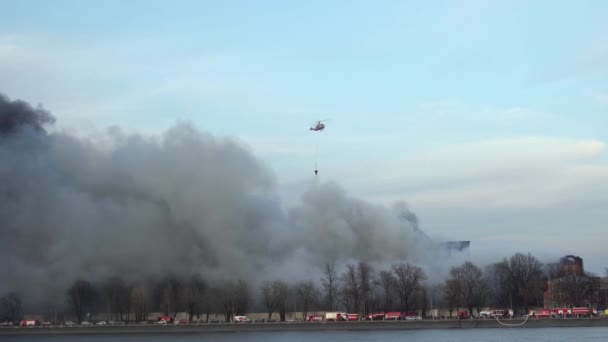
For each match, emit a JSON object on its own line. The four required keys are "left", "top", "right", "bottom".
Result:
{"left": 0, "top": 93, "right": 449, "bottom": 307}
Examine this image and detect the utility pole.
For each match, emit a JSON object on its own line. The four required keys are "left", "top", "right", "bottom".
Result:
{"left": 430, "top": 287, "right": 434, "bottom": 320}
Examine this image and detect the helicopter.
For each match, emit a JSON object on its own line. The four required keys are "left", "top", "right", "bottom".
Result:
{"left": 309, "top": 119, "right": 329, "bottom": 131}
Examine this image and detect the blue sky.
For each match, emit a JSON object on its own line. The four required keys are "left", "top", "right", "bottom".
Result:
{"left": 1, "top": 1, "right": 607, "bottom": 272}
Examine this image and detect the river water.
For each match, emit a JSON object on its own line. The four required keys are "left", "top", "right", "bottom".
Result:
{"left": 2, "top": 328, "right": 608, "bottom": 342}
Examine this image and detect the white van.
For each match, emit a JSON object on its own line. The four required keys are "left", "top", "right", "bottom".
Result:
{"left": 234, "top": 316, "right": 251, "bottom": 323}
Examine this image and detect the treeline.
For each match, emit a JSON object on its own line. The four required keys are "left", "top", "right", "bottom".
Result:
{"left": 1, "top": 252, "right": 604, "bottom": 322}
{"left": 61, "top": 275, "right": 251, "bottom": 323}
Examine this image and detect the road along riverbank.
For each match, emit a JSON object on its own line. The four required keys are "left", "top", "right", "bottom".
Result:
{"left": 1, "top": 318, "right": 608, "bottom": 335}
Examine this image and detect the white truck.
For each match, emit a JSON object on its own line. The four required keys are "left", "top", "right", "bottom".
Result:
{"left": 234, "top": 316, "right": 251, "bottom": 323}
{"left": 325, "top": 312, "right": 347, "bottom": 321}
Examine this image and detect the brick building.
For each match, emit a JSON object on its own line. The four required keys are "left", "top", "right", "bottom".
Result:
{"left": 600, "top": 278, "right": 608, "bottom": 311}
{"left": 543, "top": 255, "right": 600, "bottom": 309}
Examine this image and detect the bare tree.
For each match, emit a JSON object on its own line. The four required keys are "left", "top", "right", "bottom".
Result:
{"left": 508, "top": 252, "right": 544, "bottom": 314}
{"left": 234, "top": 280, "right": 250, "bottom": 316}
{"left": 219, "top": 285, "right": 231, "bottom": 322}
{"left": 369, "top": 279, "right": 381, "bottom": 313}
{"left": 336, "top": 283, "right": 353, "bottom": 313}
{"left": 221, "top": 280, "right": 250, "bottom": 322}
{"left": 202, "top": 286, "right": 223, "bottom": 322}
{"left": 181, "top": 275, "right": 206, "bottom": 322}
{"left": 443, "top": 279, "right": 460, "bottom": 318}
{"left": 418, "top": 287, "right": 428, "bottom": 317}
{"left": 554, "top": 274, "right": 598, "bottom": 307}
{"left": 260, "top": 280, "right": 289, "bottom": 321}
{"left": 428, "top": 284, "right": 444, "bottom": 318}
{"left": 155, "top": 275, "right": 181, "bottom": 316}
{"left": 485, "top": 261, "right": 513, "bottom": 309}
{"left": 131, "top": 283, "right": 151, "bottom": 322}
{"left": 103, "top": 276, "right": 132, "bottom": 321}
{"left": 321, "top": 263, "right": 338, "bottom": 311}
{"left": 342, "top": 264, "right": 361, "bottom": 314}
{"left": 274, "top": 281, "right": 290, "bottom": 322}
{"left": 473, "top": 282, "right": 490, "bottom": 315}
{"left": 358, "top": 262, "right": 374, "bottom": 316}
{"left": 67, "top": 279, "right": 96, "bottom": 323}
{"left": 392, "top": 263, "right": 426, "bottom": 312}
{"left": 449, "top": 262, "right": 485, "bottom": 316}
{"left": 0, "top": 292, "right": 23, "bottom": 322}
{"left": 295, "top": 281, "right": 318, "bottom": 320}
{"left": 260, "top": 281, "right": 277, "bottom": 319}
{"left": 378, "top": 270, "right": 395, "bottom": 312}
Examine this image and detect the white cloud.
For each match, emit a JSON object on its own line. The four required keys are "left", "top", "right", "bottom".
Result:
{"left": 307, "top": 136, "right": 608, "bottom": 272}
{"left": 341, "top": 136, "right": 605, "bottom": 200}
{"left": 414, "top": 101, "right": 549, "bottom": 123}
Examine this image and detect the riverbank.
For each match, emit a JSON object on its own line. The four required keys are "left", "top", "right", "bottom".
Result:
{"left": 1, "top": 318, "right": 608, "bottom": 335}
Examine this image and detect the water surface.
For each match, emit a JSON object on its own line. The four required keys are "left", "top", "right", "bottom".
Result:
{"left": 3, "top": 327, "right": 608, "bottom": 342}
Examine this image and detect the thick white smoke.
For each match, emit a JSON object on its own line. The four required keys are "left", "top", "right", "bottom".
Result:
{"left": 0, "top": 93, "right": 452, "bottom": 307}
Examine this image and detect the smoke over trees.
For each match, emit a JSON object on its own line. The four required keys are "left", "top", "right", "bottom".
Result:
{"left": 483, "top": 253, "right": 545, "bottom": 315}
{"left": 447, "top": 262, "right": 486, "bottom": 316}
{"left": 156, "top": 276, "right": 180, "bottom": 317}
{"left": 181, "top": 275, "right": 206, "bottom": 322}
{"left": 378, "top": 270, "right": 396, "bottom": 312}
{"left": 294, "top": 281, "right": 317, "bottom": 320}
{"left": 392, "top": 263, "right": 426, "bottom": 312}
{"left": 131, "top": 282, "right": 152, "bottom": 322}
{"left": 556, "top": 274, "right": 597, "bottom": 307}
{"left": 274, "top": 281, "right": 290, "bottom": 322}
{"left": 4, "top": 92, "right": 601, "bottom": 322}
{"left": 0, "top": 92, "right": 445, "bottom": 312}
{"left": 341, "top": 264, "right": 361, "bottom": 315}
{"left": 507, "top": 253, "right": 545, "bottom": 314}
{"left": 321, "top": 263, "right": 338, "bottom": 311}
{"left": 102, "top": 276, "right": 132, "bottom": 321}
{"left": 358, "top": 262, "right": 374, "bottom": 317}
{"left": 67, "top": 280, "right": 96, "bottom": 323}
{"left": 485, "top": 261, "right": 513, "bottom": 310}
{"left": 260, "top": 281, "right": 279, "bottom": 319}
{"left": 0, "top": 293, "right": 23, "bottom": 322}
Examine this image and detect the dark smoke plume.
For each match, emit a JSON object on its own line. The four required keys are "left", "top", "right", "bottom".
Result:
{"left": 0, "top": 94, "right": 55, "bottom": 135}
{"left": 0, "top": 93, "right": 451, "bottom": 309}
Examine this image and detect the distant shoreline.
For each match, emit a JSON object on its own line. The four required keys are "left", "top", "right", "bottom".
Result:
{"left": 2, "top": 318, "right": 608, "bottom": 335}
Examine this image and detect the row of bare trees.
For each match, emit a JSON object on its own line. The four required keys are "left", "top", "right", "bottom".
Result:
{"left": 0, "top": 292, "right": 22, "bottom": 322}
{"left": 62, "top": 275, "right": 251, "bottom": 323}
{"left": 318, "top": 261, "right": 428, "bottom": 316}
{"left": 4, "top": 254, "right": 605, "bottom": 322}
{"left": 444, "top": 253, "right": 604, "bottom": 317}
